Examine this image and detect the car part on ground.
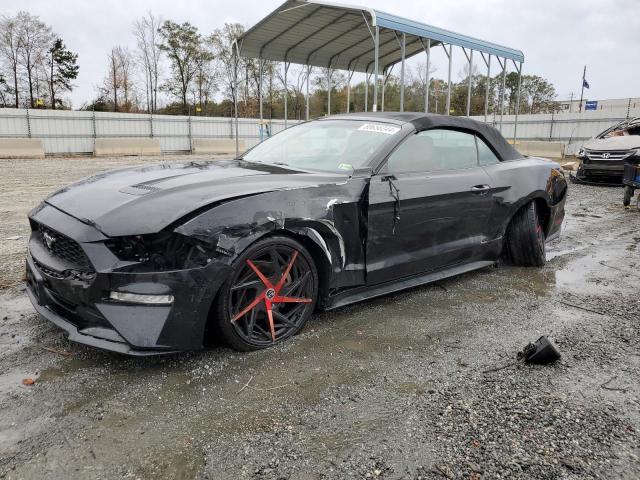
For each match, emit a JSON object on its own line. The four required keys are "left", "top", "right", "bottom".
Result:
{"left": 25, "top": 113, "right": 567, "bottom": 355}
{"left": 517, "top": 336, "right": 561, "bottom": 364}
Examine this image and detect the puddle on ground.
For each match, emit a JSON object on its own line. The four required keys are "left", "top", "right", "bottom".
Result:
{"left": 38, "top": 358, "right": 90, "bottom": 383}
{"left": 555, "top": 240, "right": 638, "bottom": 296}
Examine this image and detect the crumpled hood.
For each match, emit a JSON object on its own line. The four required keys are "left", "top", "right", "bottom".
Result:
{"left": 584, "top": 135, "right": 640, "bottom": 151}
{"left": 43, "top": 160, "right": 348, "bottom": 237}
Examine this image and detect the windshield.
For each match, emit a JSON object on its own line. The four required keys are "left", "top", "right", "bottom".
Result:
{"left": 242, "top": 120, "right": 402, "bottom": 173}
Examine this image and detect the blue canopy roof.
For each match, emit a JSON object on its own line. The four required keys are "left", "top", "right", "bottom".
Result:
{"left": 237, "top": 0, "right": 524, "bottom": 74}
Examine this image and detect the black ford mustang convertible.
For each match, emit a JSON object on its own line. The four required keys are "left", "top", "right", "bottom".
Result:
{"left": 26, "top": 113, "right": 567, "bottom": 355}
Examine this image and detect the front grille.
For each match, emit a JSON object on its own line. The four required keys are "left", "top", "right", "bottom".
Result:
{"left": 34, "top": 223, "right": 93, "bottom": 270}
{"left": 585, "top": 149, "right": 633, "bottom": 162}
{"left": 33, "top": 259, "right": 67, "bottom": 279}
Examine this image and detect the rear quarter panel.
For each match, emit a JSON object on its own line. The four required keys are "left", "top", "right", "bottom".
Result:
{"left": 483, "top": 157, "right": 567, "bottom": 239}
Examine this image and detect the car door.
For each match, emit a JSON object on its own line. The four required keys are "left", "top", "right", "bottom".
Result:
{"left": 366, "top": 129, "right": 495, "bottom": 285}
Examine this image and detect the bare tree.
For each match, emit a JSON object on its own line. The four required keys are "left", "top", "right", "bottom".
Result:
{"left": 276, "top": 64, "right": 310, "bottom": 119}
{"left": 209, "top": 23, "right": 245, "bottom": 116}
{"left": 0, "top": 72, "right": 9, "bottom": 106}
{"left": 133, "top": 12, "right": 162, "bottom": 112}
{"left": 114, "top": 46, "right": 135, "bottom": 111}
{"left": 16, "top": 12, "right": 53, "bottom": 107}
{"left": 0, "top": 15, "right": 21, "bottom": 107}
{"left": 104, "top": 48, "right": 121, "bottom": 111}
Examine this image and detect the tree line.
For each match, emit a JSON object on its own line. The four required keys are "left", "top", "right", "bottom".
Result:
{"left": 0, "top": 10, "right": 558, "bottom": 117}
{"left": 0, "top": 12, "right": 79, "bottom": 109}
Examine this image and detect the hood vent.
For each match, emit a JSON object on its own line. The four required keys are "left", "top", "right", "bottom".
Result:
{"left": 119, "top": 183, "right": 162, "bottom": 196}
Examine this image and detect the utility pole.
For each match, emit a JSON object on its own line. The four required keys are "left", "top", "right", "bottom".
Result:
{"left": 568, "top": 92, "right": 574, "bottom": 113}
{"left": 578, "top": 65, "right": 586, "bottom": 113}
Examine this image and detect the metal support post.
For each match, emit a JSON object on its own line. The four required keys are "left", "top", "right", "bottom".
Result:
{"left": 364, "top": 71, "right": 369, "bottom": 112}
{"left": 327, "top": 66, "right": 331, "bottom": 115}
{"left": 463, "top": 48, "right": 473, "bottom": 117}
{"left": 188, "top": 107, "right": 193, "bottom": 152}
{"left": 499, "top": 57, "right": 507, "bottom": 133}
{"left": 423, "top": 39, "right": 431, "bottom": 113}
{"left": 513, "top": 60, "right": 523, "bottom": 143}
{"left": 91, "top": 108, "right": 96, "bottom": 148}
{"left": 306, "top": 65, "right": 311, "bottom": 120}
{"left": 283, "top": 62, "right": 289, "bottom": 128}
{"left": 445, "top": 44, "right": 453, "bottom": 115}
{"left": 346, "top": 69, "right": 354, "bottom": 113}
{"left": 372, "top": 26, "right": 379, "bottom": 112}
{"left": 481, "top": 53, "right": 491, "bottom": 123}
{"left": 26, "top": 109, "right": 31, "bottom": 138}
{"left": 259, "top": 58, "right": 263, "bottom": 125}
{"left": 399, "top": 33, "right": 406, "bottom": 112}
{"left": 233, "top": 42, "right": 240, "bottom": 158}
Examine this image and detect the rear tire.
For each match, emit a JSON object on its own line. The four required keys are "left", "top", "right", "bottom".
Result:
{"left": 215, "top": 236, "right": 318, "bottom": 352}
{"left": 506, "top": 202, "right": 546, "bottom": 267}
{"left": 623, "top": 186, "right": 633, "bottom": 207}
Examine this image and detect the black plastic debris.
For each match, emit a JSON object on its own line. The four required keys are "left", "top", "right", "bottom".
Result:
{"left": 517, "top": 336, "right": 561, "bottom": 364}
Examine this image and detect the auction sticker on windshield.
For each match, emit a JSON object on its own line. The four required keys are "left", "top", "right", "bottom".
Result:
{"left": 358, "top": 124, "right": 401, "bottom": 135}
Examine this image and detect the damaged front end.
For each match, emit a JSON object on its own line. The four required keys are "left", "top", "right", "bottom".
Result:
{"left": 572, "top": 147, "right": 639, "bottom": 185}
{"left": 573, "top": 117, "right": 640, "bottom": 185}
{"left": 25, "top": 203, "right": 230, "bottom": 355}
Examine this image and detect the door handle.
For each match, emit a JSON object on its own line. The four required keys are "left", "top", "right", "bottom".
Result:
{"left": 471, "top": 184, "right": 491, "bottom": 194}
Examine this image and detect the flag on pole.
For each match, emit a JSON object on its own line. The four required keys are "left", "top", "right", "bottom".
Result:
{"left": 583, "top": 79, "right": 590, "bottom": 89}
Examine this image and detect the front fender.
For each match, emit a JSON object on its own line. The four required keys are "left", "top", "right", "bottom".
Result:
{"left": 174, "top": 180, "right": 368, "bottom": 291}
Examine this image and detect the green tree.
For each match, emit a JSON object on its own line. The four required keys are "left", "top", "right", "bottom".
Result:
{"left": 157, "top": 20, "right": 205, "bottom": 114}
{"left": 46, "top": 38, "right": 78, "bottom": 109}
{"left": 505, "top": 72, "right": 556, "bottom": 114}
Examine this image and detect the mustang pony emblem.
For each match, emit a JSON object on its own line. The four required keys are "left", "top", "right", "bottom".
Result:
{"left": 42, "top": 232, "right": 56, "bottom": 249}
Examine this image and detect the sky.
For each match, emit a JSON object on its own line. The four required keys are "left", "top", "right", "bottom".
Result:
{"left": 2, "top": 0, "right": 638, "bottom": 108}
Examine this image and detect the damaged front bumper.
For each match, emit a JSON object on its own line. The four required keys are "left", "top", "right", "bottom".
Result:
{"left": 573, "top": 150, "right": 639, "bottom": 184}
{"left": 25, "top": 204, "right": 227, "bottom": 356}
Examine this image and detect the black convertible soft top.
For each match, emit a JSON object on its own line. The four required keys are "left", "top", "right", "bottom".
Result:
{"left": 328, "top": 112, "right": 522, "bottom": 161}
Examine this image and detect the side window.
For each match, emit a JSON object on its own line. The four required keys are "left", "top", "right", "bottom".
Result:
{"left": 476, "top": 136, "right": 501, "bottom": 166}
{"left": 386, "top": 129, "right": 479, "bottom": 174}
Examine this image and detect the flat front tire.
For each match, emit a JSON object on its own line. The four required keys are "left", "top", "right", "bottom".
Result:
{"left": 215, "top": 236, "right": 318, "bottom": 351}
{"left": 506, "top": 202, "right": 546, "bottom": 267}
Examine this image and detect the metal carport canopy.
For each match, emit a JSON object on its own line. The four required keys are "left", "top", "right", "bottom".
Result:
{"left": 237, "top": 0, "right": 524, "bottom": 74}
{"left": 232, "top": 0, "right": 525, "bottom": 156}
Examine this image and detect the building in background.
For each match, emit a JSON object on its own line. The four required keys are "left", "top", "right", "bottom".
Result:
{"left": 558, "top": 97, "right": 640, "bottom": 115}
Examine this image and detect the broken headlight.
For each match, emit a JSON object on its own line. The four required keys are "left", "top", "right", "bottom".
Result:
{"left": 105, "top": 232, "right": 216, "bottom": 271}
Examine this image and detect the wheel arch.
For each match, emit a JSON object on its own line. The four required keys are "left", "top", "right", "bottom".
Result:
{"left": 503, "top": 193, "right": 553, "bottom": 239}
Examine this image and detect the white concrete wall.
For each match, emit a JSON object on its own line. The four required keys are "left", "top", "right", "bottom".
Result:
{"left": 0, "top": 108, "right": 299, "bottom": 156}
{"left": 473, "top": 108, "right": 640, "bottom": 155}
{"left": 2, "top": 107, "right": 639, "bottom": 156}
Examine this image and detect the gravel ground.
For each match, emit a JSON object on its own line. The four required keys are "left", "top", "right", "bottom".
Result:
{"left": 0, "top": 156, "right": 639, "bottom": 479}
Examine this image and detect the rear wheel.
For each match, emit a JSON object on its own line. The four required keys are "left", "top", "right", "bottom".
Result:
{"left": 215, "top": 236, "right": 318, "bottom": 351}
{"left": 506, "top": 202, "right": 546, "bottom": 267}
{"left": 623, "top": 186, "right": 633, "bottom": 207}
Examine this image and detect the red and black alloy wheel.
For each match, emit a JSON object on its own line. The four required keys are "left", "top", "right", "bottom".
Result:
{"left": 216, "top": 237, "right": 318, "bottom": 351}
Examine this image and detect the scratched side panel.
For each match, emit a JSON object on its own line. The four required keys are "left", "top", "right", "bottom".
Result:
{"left": 175, "top": 178, "right": 370, "bottom": 292}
